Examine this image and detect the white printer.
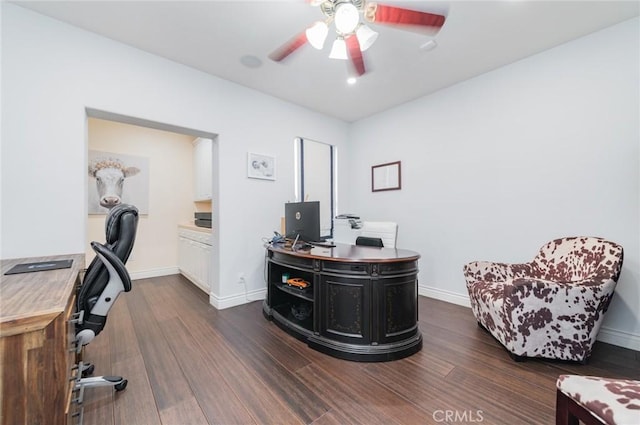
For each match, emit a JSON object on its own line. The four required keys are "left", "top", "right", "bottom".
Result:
{"left": 333, "top": 214, "right": 362, "bottom": 245}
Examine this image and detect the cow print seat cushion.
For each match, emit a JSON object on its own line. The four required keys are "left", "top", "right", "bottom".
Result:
{"left": 557, "top": 375, "right": 640, "bottom": 424}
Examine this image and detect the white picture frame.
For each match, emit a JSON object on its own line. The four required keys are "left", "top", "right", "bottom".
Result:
{"left": 88, "top": 150, "right": 150, "bottom": 214}
{"left": 247, "top": 152, "right": 276, "bottom": 180}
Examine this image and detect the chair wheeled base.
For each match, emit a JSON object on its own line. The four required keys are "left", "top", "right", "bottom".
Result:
{"left": 76, "top": 375, "right": 128, "bottom": 392}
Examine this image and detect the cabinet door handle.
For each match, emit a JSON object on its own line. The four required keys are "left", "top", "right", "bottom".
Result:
{"left": 71, "top": 407, "right": 85, "bottom": 425}
{"left": 70, "top": 361, "right": 87, "bottom": 382}
{"left": 71, "top": 385, "right": 85, "bottom": 405}
{"left": 68, "top": 310, "right": 84, "bottom": 325}
{"left": 68, "top": 339, "right": 81, "bottom": 353}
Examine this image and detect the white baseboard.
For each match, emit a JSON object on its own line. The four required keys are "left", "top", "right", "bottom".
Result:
{"left": 419, "top": 284, "right": 471, "bottom": 308}
{"left": 419, "top": 284, "right": 640, "bottom": 352}
{"left": 210, "top": 288, "right": 266, "bottom": 310}
{"left": 130, "top": 266, "right": 179, "bottom": 281}
{"left": 598, "top": 326, "right": 640, "bottom": 351}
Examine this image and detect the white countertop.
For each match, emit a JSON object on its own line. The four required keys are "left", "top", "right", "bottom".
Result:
{"left": 178, "top": 222, "right": 212, "bottom": 233}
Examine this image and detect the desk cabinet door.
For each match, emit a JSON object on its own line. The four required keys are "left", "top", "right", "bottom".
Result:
{"left": 319, "top": 276, "right": 371, "bottom": 344}
{"left": 376, "top": 276, "right": 419, "bottom": 344}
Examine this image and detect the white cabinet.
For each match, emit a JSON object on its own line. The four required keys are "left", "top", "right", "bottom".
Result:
{"left": 193, "top": 137, "right": 212, "bottom": 201}
{"left": 178, "top": 228, "right": 212, "bottom": 293}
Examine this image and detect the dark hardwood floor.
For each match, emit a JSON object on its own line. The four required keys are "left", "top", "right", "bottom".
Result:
{"left": 80, "top": 274, "right": 639, "bottom": 425}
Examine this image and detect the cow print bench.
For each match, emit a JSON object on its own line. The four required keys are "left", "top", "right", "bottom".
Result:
{"left": 556, "top": 375, "right": 640, "bottom": 424}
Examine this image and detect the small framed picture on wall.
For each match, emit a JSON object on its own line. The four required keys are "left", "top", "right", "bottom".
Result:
{"left": 247, "top": 152, "right": 276, "bottom": 180}
{"left": 372, "top": 161, "right": 401, "bottom": 192}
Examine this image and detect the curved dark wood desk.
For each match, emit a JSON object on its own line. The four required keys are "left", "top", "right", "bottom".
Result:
{"left": 263, "top": 243, "right": 422, "bottom": 362}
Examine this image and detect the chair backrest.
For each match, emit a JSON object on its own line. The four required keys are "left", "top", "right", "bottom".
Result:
{"left": 532, "top": 236, "right": 624, "bottom": 282}
{"left": 77, "top": 204, "right": 139, "bottom": 335}
{"left": 360, "top": 221, "right": 398, "bottom": 248}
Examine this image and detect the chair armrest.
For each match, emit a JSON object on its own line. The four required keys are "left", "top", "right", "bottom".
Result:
{"left": 507, "top": 277, "right": 618, "bottom": 313}
{"left": 463, "top": 261, "right": 534, "bottom": 284}
{"left": 91, "top": 241, "right": 132, "bottom": 292}
{"left": 87, "top": 241, "right": 132, "bottom": 317}
{"left": 511, "top": 276, "right": 614, "bottom": 289}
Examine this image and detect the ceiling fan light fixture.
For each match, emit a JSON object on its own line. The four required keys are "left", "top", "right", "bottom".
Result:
{"left": 329, "top": 37, "right": 348, "bottom": 60}
{"left": 334, "top": 2, "right": 360, "bottom": 34}
{"left": 355, "top": 24, "right": 378, "bottom": 51}
{"left": 306, "top": 21, "right": 329, "bottom": 50}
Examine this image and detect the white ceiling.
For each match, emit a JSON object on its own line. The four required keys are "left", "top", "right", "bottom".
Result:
{"left": 13, "top": 1, "right": 640, "bottom": 122}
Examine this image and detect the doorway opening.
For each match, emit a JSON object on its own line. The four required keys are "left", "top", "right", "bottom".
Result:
{"left": 85, "top": 108, "right": 219, "bottom": 298}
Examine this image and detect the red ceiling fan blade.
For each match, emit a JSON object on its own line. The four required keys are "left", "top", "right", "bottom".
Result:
{"left": 365, "top": 3, "right": 446, "bottom": 31}
{"left": 346, "top": 35, "right": 366, "bottom": 76}
{"left": 269, "top": 32, "right": 308, "bottom": 62}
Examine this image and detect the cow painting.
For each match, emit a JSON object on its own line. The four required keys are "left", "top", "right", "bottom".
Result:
{"left": 88, "top": 151, "right": 148, "bottom": 214}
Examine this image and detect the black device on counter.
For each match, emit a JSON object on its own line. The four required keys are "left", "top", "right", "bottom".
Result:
{"left": 194, "top": 212, "right": 212, "bottom": 228}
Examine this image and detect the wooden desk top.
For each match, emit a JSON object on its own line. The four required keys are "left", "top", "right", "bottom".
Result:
{"left": 0, "top": 253, "right": 84, "bottom": 338}
{"left": 269, "top": 243, "right": 420, "bottom": 263}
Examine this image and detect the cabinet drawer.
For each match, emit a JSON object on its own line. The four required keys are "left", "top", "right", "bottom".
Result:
{"left": 178, "top": 228, "right": 212, "bottom": 245}
{"left": 322, "top": 261, "right": 369, "bottom": 276}
{"left": 378, "top": 261, "right": 418, "bottom": 276}
{"left": 270, "top": 251, "right": 314, "bottom": 270}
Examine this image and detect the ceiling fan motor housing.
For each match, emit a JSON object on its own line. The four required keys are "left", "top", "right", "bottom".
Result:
{"left": 320, "top": 0, "right": 365, "bottom": 23}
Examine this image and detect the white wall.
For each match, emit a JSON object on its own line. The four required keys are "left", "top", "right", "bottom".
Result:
{"left": 0, "top": 4, "right": 349, "bottom": 307}
{"left": 348, "top": 17, "right": 640, "bottom": 350}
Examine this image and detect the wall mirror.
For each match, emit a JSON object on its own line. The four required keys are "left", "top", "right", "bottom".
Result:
{"left": 295, "top": 137, "right": 336, "bottom": 238}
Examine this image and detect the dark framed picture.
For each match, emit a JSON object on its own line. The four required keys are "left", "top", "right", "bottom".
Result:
{"left": 372, "top": 161, "right": 401, "bottom": 192}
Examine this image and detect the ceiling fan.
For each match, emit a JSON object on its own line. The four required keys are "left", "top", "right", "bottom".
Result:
{"left": 269, "top": 0, "right": 447, "bottom": 77}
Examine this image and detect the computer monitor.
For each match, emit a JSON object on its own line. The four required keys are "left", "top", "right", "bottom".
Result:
{"left": 285, "top": 201, "right": 321, "bottom": 243}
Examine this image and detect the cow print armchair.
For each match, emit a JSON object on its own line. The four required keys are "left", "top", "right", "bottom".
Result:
{"left": 463, "top": 237, "right": 623, "bottom": 363}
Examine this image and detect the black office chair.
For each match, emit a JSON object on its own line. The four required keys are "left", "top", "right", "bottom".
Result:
{"left": 356, "top": 236, "right": 384, "bottom": 247}
{"left": 75, "top": 204, "right": 138, "bottom": 392}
